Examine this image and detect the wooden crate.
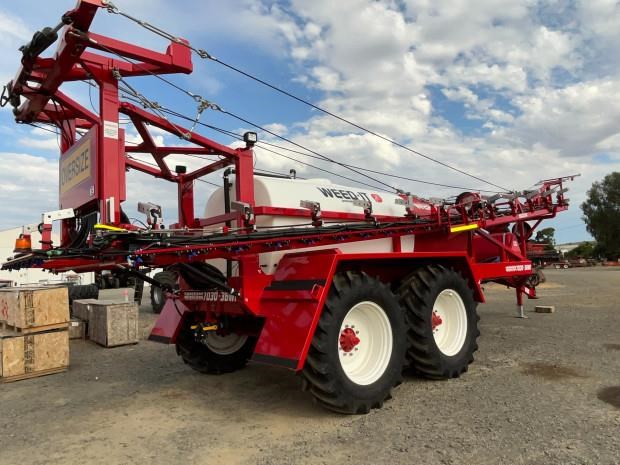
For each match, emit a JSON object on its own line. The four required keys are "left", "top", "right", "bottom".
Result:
{"left": 0, "top": 329, "right": 69, "bottom": 383}
{"left": 89, "top": 301, "right": 139, "bottom": 347}
{"left": 0, "top": 286, "right": 69, "bottom": 331}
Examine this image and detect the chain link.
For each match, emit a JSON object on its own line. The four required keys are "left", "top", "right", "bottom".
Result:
{"left": 101, "top": 0, "right": 119, "bottom": 14}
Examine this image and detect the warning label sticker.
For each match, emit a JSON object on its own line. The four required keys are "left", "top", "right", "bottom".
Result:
{"left": 505, "top": 264, "right": 532, "bottom": 273}
{"left": 103, "top": 120, "right": 119, "bottom": 139}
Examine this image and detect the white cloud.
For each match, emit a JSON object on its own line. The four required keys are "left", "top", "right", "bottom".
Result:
{"left": 0, "top": 9, "right": 29, "bottom": 43}
{"left": 0, "top": 9, "right": 30, "bottom": 84}
{"left": 0, "top": 152, "right": 59, "bottom": 228}
{"left": 510, "top": 79, "right": 620, "bottom": 156}
{"left": 18, "top": 137, "right": 58, "bottom": 151}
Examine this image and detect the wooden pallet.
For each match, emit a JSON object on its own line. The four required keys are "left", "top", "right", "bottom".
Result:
{"left": 0, "top": 366, "right": 67, "bottom": 383}
{"left": 0, "top": 321, "right": 69, "bottom": 334}
{"left": 1, "top": 329, "right": 69, "bottom": 382}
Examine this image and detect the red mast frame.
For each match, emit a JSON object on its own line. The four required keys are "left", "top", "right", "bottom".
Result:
{"left": 9, "top": 0, "right": 255, "bottom": 244}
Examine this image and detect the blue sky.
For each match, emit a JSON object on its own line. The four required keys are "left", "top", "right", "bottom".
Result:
{"left": 1, "top": 0, "right": 619, "bottom": 244}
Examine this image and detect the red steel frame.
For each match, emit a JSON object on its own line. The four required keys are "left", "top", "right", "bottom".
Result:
{"left": 10, "top": 0, "right": 254, "bottom": 244}
{"left": 4, "top": 1, "right": 574, "bottom": 371}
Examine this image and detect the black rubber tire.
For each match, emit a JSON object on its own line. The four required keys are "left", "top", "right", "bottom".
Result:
{"left": 150, "top": 271, "right": 178, "bottom": 314}
{"left": 526, "top": 272, "right": 540, "bottom": 287}
{"left": 68, "top": 284, "right": 99, "bottom": 303}
{"left": 302, "top": 271, "right": 406, "bottom": 414}
{"left": 175, "top": 328, "right": 256, "bottom": 374}
{"left": 398, "top": 265, "right": 479, "bottom": 379}
{"left": 177, "top": 262, "right": 227, "bottom": 290}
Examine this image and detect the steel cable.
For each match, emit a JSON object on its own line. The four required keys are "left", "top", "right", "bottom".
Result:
{"left": 101, "top": 1, "right": 510, "bottom": 192}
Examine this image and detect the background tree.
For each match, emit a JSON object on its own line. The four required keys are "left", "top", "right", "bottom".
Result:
{"left": 565, "top": 242, "right": 595, "bottom": 259}
{"left": 534, "top": 227, "right": 556, "bottom": 250}
{"left": 581, "top": 172, "right": 620, "bottom": 259}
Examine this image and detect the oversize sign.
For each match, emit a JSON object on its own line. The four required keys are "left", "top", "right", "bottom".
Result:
{"left": 59, "top": 128, "right": 97, "bottom": 209}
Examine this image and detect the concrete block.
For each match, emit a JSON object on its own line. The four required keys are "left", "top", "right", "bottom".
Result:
{"left": 72, "top": 299, "right": 98, "bottom": 321}
{"left": 97, "top": 287, "right": 134, "bottom": 302}
{"left": 535, "top": 305, "right": 555, "bottom": 313}
{"left": 89, "top": 301, "right": 139, "bottom": 347}
{"left": 68, "top": 318, "right": 86, "bottom": 340}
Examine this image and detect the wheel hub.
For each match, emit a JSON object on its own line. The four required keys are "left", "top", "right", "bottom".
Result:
{"left": 203, "top": 332, "right": 248, "bottom": 355}
{"left": 432, "top": 311, "right": 443, "bottom": 332}
{"left": 432, "top": 289, "right": 468, "bottom": 356}
{"left": 339, "top": 327, "right": 360, "bottom": 352}
{"left": 338, "top": 301, "right": 393, "bottom": 385}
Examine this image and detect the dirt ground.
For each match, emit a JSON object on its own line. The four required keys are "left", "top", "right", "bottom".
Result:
{"left": 1, "top": 267, "right": 619, "bottom": 465}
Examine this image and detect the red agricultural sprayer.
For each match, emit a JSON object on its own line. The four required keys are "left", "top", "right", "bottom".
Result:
{"left": 1, "top": 0, "right": 576, "bottom": 413}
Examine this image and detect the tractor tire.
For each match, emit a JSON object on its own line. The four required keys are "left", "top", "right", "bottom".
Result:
{"left": 302, "top": 271, "right": 406, "bottom": 414}
{"left": 68, "top": 284, "right": 99, "bottom": 303}
{"left": 176, "top": 328, "right": 256, "bottom": 374}
{"left": 526, "top": 271, "right": 541, "bottom": 288}
{"left": 526, "top": 268, "right": 546, "bottom": 288}
{"left": 398, "top": 265, "right": 479, "bottom": 379}
{"left": 150, "top": 271, "right": 178, "bottom": 314}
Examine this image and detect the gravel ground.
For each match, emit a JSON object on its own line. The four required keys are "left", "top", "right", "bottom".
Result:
{"left": 0, "top": 267, "right": 619, "bottom": 465}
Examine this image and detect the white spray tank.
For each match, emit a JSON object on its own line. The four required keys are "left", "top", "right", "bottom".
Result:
{"left": 204, "top": 176, "right": 415, "bottom": 274}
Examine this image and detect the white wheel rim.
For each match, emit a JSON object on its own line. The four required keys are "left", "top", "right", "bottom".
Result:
{"left": 153, "top": 288, "right": 162, "bottom": 305}
{"left": 432, "top": 289, "right": 468, "bottom": 356}
{"left": 204, "top": 333, "right": 248, "bottom": 355}
{"left": 338, "top": 301, "right": 393, "bottom": 386}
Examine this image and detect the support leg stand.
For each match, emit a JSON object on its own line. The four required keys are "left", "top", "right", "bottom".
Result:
{"left": 515, "top": 287, "right": 528, "bottom": 319}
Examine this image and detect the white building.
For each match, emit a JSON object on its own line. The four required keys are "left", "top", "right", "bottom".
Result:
{"left": 0, "top": 227, "right": 93, "bottom": 287}
{"left": 555, "top": 242, "right": 590, "bottom": 256}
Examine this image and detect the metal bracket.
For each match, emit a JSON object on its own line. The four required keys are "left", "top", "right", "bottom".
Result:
{"left": 137, "top": 201, "right": 164, "bottom": 228}
{"left": 483, "top": 193, "right": 510, "bottom": 204}
{"left": 231, "top": 201, "right": 254, "bottom": 226}
{"left": 300, "top": 200, "right": 322, "bottom": 226}
{"left": 42, "top": 208, "right": 75, "bottom": 225}
{"left": 21, "top": 224, "right": 39, "bottom": 234}
{"left": 106, "top": 197, "right": 116, "bottom": 223}
{"left": 352, "top": 199, "right": 375, "bottom": 222}
{"left": 395, "top": 195, "right": 419, "bottom": 217}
